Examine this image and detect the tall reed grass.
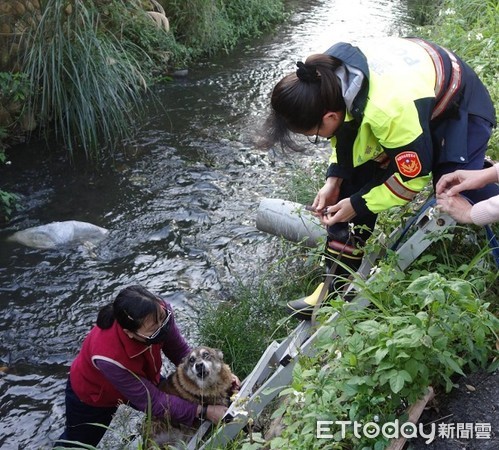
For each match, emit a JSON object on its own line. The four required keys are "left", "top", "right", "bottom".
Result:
{"left": 21, "top": 0, "right": 150, "bottom": 160}
{"left": 14, "top": 0, "right": 286, "bottom": 161}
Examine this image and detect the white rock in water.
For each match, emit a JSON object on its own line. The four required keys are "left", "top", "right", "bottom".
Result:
{"left": 7, "top": 221, "right": 109, "bottom": 249}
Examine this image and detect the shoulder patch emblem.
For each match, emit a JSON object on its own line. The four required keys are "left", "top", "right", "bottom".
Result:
{"left": 395, "top": 151, "right": 422, "bottom": 178}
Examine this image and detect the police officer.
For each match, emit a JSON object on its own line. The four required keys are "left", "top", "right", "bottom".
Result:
{"left": 264, "top": 36, "right": 498, "bottom": 318}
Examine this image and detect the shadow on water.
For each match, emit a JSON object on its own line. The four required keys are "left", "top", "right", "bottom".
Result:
{"left": 0, "top": 0, "right": 410, "bottom": 447}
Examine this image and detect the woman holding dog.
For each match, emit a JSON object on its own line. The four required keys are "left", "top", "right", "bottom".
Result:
{"left": 264, "top": 36, "right": 499, "bottom": 318}
{"left": 55, "top": 285, "right": 229, "bottom": 448}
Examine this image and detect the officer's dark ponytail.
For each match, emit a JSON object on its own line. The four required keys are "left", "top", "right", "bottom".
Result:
{"left": 263, "top": 54, "right": 345, "bottom": 151}
{"left": 96, "top": 285, "right": 163, "bottom": 331}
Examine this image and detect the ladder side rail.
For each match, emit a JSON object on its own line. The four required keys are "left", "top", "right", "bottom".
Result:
{"left": 189, "top": 207, "right": 455, "bottom": 449}
{"left": 394, "top": 212, "right": 455, "bottom": 270}
{"left": 196, "top": 353, "right": 300, "bottom": 449}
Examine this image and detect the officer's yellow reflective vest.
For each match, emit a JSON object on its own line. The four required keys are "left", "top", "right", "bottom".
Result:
{"left": 324, "top": 37, "right": 495, "bottom": 215}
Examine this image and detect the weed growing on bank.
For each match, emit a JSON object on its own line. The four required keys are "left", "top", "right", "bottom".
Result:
{"left": 270, "top": 268, "right": 498, "bottom": 450}
{"left": 162, "top": 0, "right": 285, "bottom": 57}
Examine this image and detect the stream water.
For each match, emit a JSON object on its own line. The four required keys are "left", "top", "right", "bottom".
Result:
{"left": 0, "top": 1, "right": 411, "bottom": 448}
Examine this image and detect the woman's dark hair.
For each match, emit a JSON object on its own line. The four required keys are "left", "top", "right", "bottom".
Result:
{"left": 96, "top": 285, "right": 163, "bottom": 331}
{"left": 263, "top": 54, "right": 345, "bottom": 151}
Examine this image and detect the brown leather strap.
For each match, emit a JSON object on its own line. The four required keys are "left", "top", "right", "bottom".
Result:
{"left": 408, "top": 37, "right": 462, "bottom": 120}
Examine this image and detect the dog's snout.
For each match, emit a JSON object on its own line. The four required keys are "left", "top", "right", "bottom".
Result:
{"left": 194, "top": 361, "right": 209, "bottom": 378}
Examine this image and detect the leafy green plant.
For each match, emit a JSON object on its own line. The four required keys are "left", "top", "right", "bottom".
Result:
{"left": 0, "top": 71, "right": 31, "bottom": 154}
{"left": 0, "top": 189, "right": 18, "bottom": 220}
{"left": 0, "top": 118, "right": 18, "bottom": 220}
{"left": 224, "top": 0, "right": 286, "bottom": 41}
{"left": 163, "top": 0, "right": 235, "bottom": 56}
{"left": 269, "top": 266, "right": 499, "bottom": 450}
{"left": 0, "top": 71, "right": 30, "bottom": 104}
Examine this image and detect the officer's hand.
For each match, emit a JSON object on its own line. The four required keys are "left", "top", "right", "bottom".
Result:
{"left": 321, "top": 198, "right": 356, "bottom": 225}
{"left": 312, "top": 177, "right": 342, "bottom": 213}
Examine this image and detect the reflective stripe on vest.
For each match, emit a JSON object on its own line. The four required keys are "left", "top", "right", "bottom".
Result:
{"left": 384, "top": 174, "right": 419, "bottom": 202}
{"left": 432, "top": 50, "right": 461, "bottom": 119}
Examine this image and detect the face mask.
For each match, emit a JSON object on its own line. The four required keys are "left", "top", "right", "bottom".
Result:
{"left": 142, "top": 324, "right": 170, "bottom": 345}
{"left": 135, "top": 307, "right": 171, "bottom": 345}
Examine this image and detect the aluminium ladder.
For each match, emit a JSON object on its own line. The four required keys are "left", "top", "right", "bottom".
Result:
{"left": 187, "top": 201, "right": 458, "bottom": 449}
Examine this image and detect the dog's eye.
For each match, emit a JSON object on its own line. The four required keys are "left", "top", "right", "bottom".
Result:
{"left": 189, "top": 356, "right": 196, "bottom": 363}
{"left": 202, "top": 352, "right": 210, "bottom": 359}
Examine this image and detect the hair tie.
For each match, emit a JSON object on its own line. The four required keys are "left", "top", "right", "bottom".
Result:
{"left": 296, "top": 61, "right": 320, "bottom": 83}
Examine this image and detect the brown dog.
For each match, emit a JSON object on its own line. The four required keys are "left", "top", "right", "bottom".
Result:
{"left": 161, "top": 346, "right": 235, "bottom": 407}
{"left": 148, "top": 346, "right": 236, "bottom": 447}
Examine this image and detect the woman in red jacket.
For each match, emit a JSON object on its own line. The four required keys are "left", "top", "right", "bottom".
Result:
{"left": 55, "top": 285, "right": 227, "bottom": 448}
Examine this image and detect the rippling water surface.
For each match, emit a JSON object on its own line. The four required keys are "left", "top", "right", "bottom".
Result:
{"left": 0, "top": 1, "right": 409, "bottom": 447}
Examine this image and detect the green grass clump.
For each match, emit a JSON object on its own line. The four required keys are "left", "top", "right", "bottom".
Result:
{"left": 20, "top": 0, "right": 153, "bottom": 160}
{"left": 162, "top": 0, "right": 285, "bottom": 57}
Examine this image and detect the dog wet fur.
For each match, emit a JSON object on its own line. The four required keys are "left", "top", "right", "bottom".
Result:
{"left": 162, "top": 346, "right": 235, "bottom": 406}
{"left": 148, "top": 346, "right": 236, "bottom": 447}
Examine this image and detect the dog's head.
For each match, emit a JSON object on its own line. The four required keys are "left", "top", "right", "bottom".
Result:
{"left": 182, "top": 346, "right": 225, "bottom": 389}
